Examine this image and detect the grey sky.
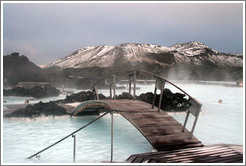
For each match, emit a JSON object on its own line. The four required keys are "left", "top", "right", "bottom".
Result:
{"left": 2, "top": 2, "right": 244, "bottom": 65}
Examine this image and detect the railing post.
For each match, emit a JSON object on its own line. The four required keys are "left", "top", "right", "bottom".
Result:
{"left": 158, "top": 80, "right": 165, "bottom": 112}
{"left": 158, "top": 87, "right": 164, "bottom": 112}
{"left": 129, "top": 81, "right": 132, "bottom": 94}
{"left": 128, "top": 75, "right": 132, "bottom": 95}
{"left": 152, "top": 78, "right": 157, "bottom": 109}
{"left": 27, "top": 112, "right": 109, "bottom": 160}
{"left": 113, "top": 75, "right": 116, "bottom": 100}
{"left": 72, "top": 134, "right": 76, "bottom": 163}
{"left": 94, "top": 85, "right": 99, "bottom": 100}
{"left": 111, "top": 112, "right": 114, "bottom": 163}
{"left": 109, "top": 84, "right": 112, "bottom": 99}
{"left": 133, "top": 71, "right": 136, "bottom": 100}
{"left": 189, "top": 107, "right": 201, "bottom": 138}
{"left": 182, "top": 111, "right": 190, "bottom": 132}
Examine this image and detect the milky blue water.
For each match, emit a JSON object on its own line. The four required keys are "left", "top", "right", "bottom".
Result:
{"left": 2, "top": 82, "right": 244, "bottom": 163}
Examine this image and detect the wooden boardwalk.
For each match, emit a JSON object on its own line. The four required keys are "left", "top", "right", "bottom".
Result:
{"left": 103, "top": 99, "right": 203, "bottom": 151}
{"left": 125, "top": 144, "right": 243, "bottom": 163}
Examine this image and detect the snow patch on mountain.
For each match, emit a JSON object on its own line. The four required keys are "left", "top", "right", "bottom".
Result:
{"left": 170, "top": 41, "right": 218, "bottom": 56}
{"left": 47, "top": 42, "right": 243, "bottom": 69}
{"left": 48, "top": 45, "right": 114, "bottom": 68}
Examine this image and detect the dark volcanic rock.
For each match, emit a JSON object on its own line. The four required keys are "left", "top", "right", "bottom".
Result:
{"left": 29, "top": 86, "right": 60, "bottom": 98}
{"left": 58, "top": 91, "right": 106, "bottom": 103}
{"left": 4, "top": 101, "right": 68, "bottom": 118}
{"left": 137, "top": 88, "right": 190, "bottom": 112}
{"left": 116, "top": 92, "right": 133, "bottom": 99}
{"left": 3, "top": 86, "right": 60, "bottom": 98}
{"left": 137, "top": 92, "right": 154, "bottom": 103}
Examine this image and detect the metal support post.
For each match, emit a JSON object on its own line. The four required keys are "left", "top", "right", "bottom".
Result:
{"left": 111, "top": 112, "right": 114, "bottom": 163}
{"left": 113, "top": 75, "right": 116, "bottom": 100}
{"left": 94, "top": 86, "right": 99, "bottom": 100}
{"left": 152, "top": 78, "right": 157, "bottom": 109}
{"left": 182, "top": 111, "right": 190, "bottom": 132}
{"left": 109, "top": 84, "right": 112, "bottom": 99}
{"left": 72, "top": 134, "right": 76, "bottom": 163}
{"left": 189, "top": 115, "right": 199, "bottom": 138}
{"left": 133, "top": 71, "right": 136, "bottom": 100}
{"left": 158, "top": 87, "right": 164, "bottom": 112}
{"left": 189, "top": 108, "right": 201, "bottom": 138}
{"left": 129, "top": 80, "right": 132, "bottom": 94}
{"left": 129, "top": 73, "right": 134, "bottom": 95}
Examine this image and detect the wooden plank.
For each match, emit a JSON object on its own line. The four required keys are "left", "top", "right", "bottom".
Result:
{"left": 131, "top": 115, "right": 176, "bottom": 121}
{"left": 125, "top": 144, "right": 243, "bottom": 163}
{"left": 160, "top": 149, "right": 237, "bottom": 161}
{"left": 133, "top": 120, "right": 181, "bottom": 128}
{"left": 125, "top": 156, "right": 137, "bottom": 163}
{"left": 140, "top": 125, "right": 187, "bottom": 137}
{"left": 156, "top": 143, "right": 204, "bottom": 151}
{"left": 132, "top": 116, "right": 179, "bottom": 124}
{"left": 103, "top": 99, "right": 203, "bottom": 151}
{"left": 124, "top": 112, "right": 171, "bottom": 119}
{"left": 132, "top": 156, "right": 145, "bottom": 163}
{"left": 193, "top": 154, "right": 243, "bottom": 163}
{"left": 127, "top": 144, "right": 234, "bottom": 160}
{"left": 149, "top": 132, "right": 200, "bottom": 144}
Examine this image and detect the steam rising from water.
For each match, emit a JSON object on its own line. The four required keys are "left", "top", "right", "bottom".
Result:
{"left": 2, "top": 82, "right": 243, "bottom": 163}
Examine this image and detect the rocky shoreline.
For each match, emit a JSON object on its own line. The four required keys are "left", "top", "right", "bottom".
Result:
{"left": 3, "top": 101, "right": 68, "bottom": 118}
{"left": 3, "top": 85, "right": 60, "bottom": 98}
{"left": 4, "top": 88, "right": 190, "bottom": 118}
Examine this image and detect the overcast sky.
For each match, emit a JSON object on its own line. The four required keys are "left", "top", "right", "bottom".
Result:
{"left": 2, "top": 2, "right": 244, "bottom": 65}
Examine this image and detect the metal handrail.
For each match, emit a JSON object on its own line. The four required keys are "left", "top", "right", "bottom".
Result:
{"left": 90, "top": 75, "right": 113, "bottom": 90}
{"left": 27, "top": 70, "right": 202, "bottom": 161}
{"left": 90, "top": 70, "right": 202, "bottom": 138}
{"left": 90, "top": 70, "right": 202, "bottom": 107}
{"left": 27, "top": 111, "right": 109, "bottom": 159}
{"left": 135, "top": 70, "right": 202, "bottom": 106}
{"left": 133, "top": 70, "right": 202, "bottom": 138}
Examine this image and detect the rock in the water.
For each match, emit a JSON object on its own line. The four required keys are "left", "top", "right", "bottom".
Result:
{"left": 4, "top": 101, "right": 67, "bottom": 118}
{"left": 137, "top": 92, "right": 154, "bottom": 104}
{"left": 55, "top": 91, "right": 107, "bottom": 104}
{"left": 64, "top": 91, "right": 94, "bottom": 103}
{"left": 61, "top": 91, "right": 106, "bottom": 103}
{"left": 3, "top": 85, "right": 60, "bottom": 98}
{"left": 116, "top": 92, "right": 133, "bottom": 99}
{"left": 137, "top": 88, "right": 190, "bottom": 112}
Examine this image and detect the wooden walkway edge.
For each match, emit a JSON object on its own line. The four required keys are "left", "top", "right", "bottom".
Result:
{"left": 103, "top": 99, "right": 203, "bottom": 151}
{"left": 125, "top": 144, "right": 243, "bottom": 163}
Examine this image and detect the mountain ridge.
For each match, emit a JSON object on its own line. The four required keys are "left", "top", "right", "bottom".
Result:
{"left": 47, "top": 41, "right": 243, "bottom": 69}
{"left": 3, "top": 52, "right": 47, "bottom": 86}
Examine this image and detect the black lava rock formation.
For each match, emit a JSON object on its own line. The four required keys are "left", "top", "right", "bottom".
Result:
{"left": 4, "top": 101, "right": 68, "bottom": 118}
{"left": 137, "top": 88, "right": 190, "bottom": 112}
{"left": 3, "top": 86, "right": 60, "bottom": 98}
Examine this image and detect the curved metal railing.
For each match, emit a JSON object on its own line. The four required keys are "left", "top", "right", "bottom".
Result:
{"left": 90, "top": 70, "right": 202, "bottom": 105}
{"left": 90, "top": 70, "right": 202, "bottom": 138}
{"left": 137, "top": 70, "right": 202, "bottom": 105}
{"left": 27, "top": 70, "right": 203, "bottom": 162}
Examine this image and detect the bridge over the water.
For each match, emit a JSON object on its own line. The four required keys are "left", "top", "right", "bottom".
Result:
{"left": 27, "top": 70, "right": 243, "bottom": 163}
{"left": 69, "top": 70, "right": 203, "bottom": 151}
{"left": 70, "top": 99, "right": 203, "bottom": 151}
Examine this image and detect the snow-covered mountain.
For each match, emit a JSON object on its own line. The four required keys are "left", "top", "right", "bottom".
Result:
{"left": 47, "top": 41, "right": 243, "bottom": 69}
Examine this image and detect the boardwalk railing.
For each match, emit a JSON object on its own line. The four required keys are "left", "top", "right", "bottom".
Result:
{"left": 27, "top": 70, "right": 203, "bottom": 162}
{"left": 27, "top": 109, "right": 117, "bottom": 162}
{"left": 90, "top": 70, "right": 202, "bottom": 138}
